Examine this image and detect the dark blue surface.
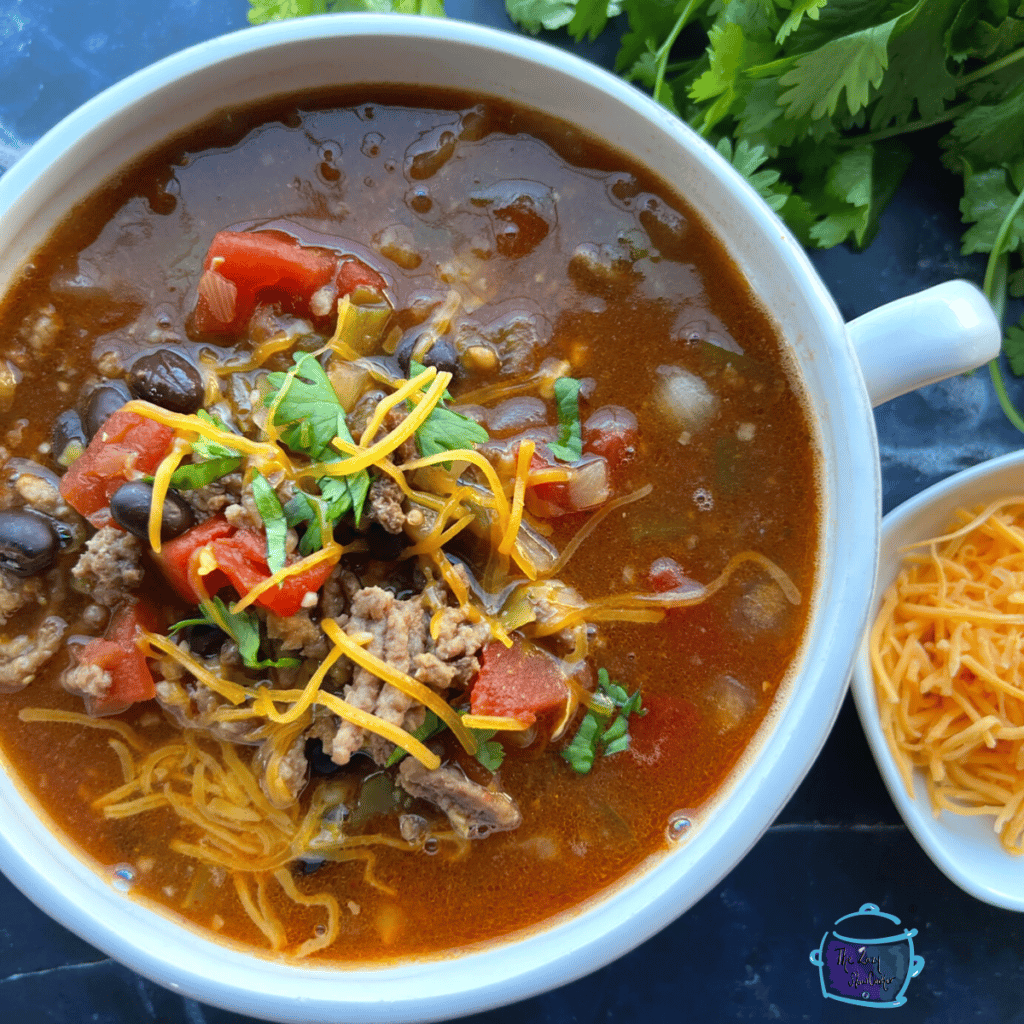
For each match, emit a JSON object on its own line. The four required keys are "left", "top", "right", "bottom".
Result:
{"left": 2, "top": 3, "right": 1024, "bottom": 1023}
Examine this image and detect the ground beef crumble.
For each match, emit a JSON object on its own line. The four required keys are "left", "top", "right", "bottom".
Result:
{"left": 0, "top": 615, "right": 67, "bottom": 693}
{"left": 397, "top": 757, "right": 521, "bottom": 838}
{"left": 71, "top": 526, "right": 144, "bottom": 606}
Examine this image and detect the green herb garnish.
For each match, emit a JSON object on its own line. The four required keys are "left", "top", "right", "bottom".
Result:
{"left": 505, "top": 0, "right": 621, "bottom": 36}
{"left": 547, "top": 376, "right": 584, "bottom": 463}
{"left": 169, "top": 597, "right": 300, "bottom": 671}
{"left": 408, "top": 359, "right": 489, "bottom": 458}
{"left": 169, "top": 411, "right": 243, "bottom": 490}
{"left": 561, "top": 668, "right": 645, "bottom": 774}
{"left": 250, "top": 470, "right": 289, "bottom": 574}
{"left": 265, "top": 351, "right": 370, "bottom": 525}
{"left": 469, "top": 728, "right": 506, "bottom": 772}
{"left": 249, "top": 0, "right": 444, "bottom": 22}
{"left": 385, "top": 709, "right": 448, "bottom": 767}
{"left": 384, "top": 709, "right": 507, "bottom": 771}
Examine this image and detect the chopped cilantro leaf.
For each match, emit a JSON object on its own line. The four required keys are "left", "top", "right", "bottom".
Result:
{"left": 385, "top": 709, "right": 448, "bottom": 767}
{"left": 170, "top": 456, "right": 242, "bottom": 491}
{"left": 547, "top": 376, "right": 583, "bottom": 462}
{"left": 408, "top": 360, "right": 489, "bottom": 458}
{"left": 171, "top": 411, "right": 243, "bottom": 490}
{"left": 385, "top": 709, "right": 507, "bottom": 771}
{"left": 169, "top": 597, "right": 299, "bottom": 671}
{"left": 266, "top": 352, "right": 348, "bottom": 458}
{"left": 250, "top": 470, "right": 289, "bottom": 574}
{"left": 561, "top": 668, "right": 645, "bottom": 774}
{"left": 265, "top": 352, "right": 371, "bottom": 527}
{"left": 191, "top": 410, "right": 243, "bottom": 461}
{"left": 469, "top": 728, "right": 505, "bottom": 772}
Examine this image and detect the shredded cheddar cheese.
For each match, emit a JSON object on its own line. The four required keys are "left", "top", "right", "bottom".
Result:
{"left": 871, "top": 499, "right": 1024, "bottom": 854}
{"left": 321, "top": 619, "right": 477, "bottom": 757}
{"left": 149, "top": 437, "right": 191, "bottom": 553}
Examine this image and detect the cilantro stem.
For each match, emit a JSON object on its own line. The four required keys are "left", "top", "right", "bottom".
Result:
{"left": 653, "top": 1, "right": 702, "bottom": 107}
{"left": 956, "top": 45, "right": 1024, "bottom": 90}
{"left": 842, "top": 101, "right": 975, "bottom": 146}
{"left": 983, "top": 185, "right": 1024, "bottom": 434}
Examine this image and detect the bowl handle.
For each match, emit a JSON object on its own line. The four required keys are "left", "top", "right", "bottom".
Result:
{"left": 846, "top": 280, "right": 1001, "bottom": 408}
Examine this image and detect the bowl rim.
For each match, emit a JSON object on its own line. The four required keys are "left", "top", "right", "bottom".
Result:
{"left": 0, "top": 13, "right": 881, "bottom": 1022}
{"left": 851, "top": 447, "right": 1024, "bottom": 913}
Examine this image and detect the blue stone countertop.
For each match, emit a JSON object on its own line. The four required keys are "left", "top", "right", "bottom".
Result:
{"left": 2, "top": 3, "right": 1024, "bottom": 1023}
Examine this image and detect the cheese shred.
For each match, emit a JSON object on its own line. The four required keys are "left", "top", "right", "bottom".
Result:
{"left": 871, "top": 499, "right": 1024, "bottom": 854}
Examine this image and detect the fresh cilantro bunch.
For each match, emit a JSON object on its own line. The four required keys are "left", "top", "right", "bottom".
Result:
{"left": 248, "top": 0, "right": 444, "bottom": 23}
{"left": 511, "top": 0, "right": 1024, "bottom": 421}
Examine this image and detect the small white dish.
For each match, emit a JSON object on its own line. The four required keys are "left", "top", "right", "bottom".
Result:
{"left": 851, "top": 447, "right": 1024, "bottom": 912}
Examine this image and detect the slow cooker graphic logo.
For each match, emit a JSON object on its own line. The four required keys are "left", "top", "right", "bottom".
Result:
{"left": 809, "top": 903, "right": 925, "bottom": 1007}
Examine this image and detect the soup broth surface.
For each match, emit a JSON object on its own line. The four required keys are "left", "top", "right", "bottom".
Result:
{"left": 0, "top": 88, "right": 817, "bottom": 961}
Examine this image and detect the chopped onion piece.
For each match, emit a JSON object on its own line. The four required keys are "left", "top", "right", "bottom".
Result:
{"left": 197, "top": 268, "right": 238, "bottom": 326}
{"left": 656, "top": 365, "right": 719, "bottom": 431}
{"left": 567, "top": 458, "right": 610, "bottom": 511}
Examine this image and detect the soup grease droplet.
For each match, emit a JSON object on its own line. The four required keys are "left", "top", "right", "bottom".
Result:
{"left": 666, "top": 813, "right": 691, "bottom": 842}
{"left": 408, "top": 188, "right": 432, "bottom": 214}
{"left": 110, "top": 863, "right": 137, "bottom": 892}
{"left": 423, "top": 837, "right": 439, "bottom": 855}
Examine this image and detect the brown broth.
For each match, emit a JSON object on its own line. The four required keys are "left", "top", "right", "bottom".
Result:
{"left": 0, "top": 87, "right": 818, "bottom": 961}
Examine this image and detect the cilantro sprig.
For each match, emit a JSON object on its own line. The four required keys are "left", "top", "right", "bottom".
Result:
{"left": 385, "top": 708, "right": 506, "bottom": 771}
{"left": 408, "top": 359, "right": 489, "bottom": 458}
{"left": 264, "top": 351, "right": 371, "bottom": 528}
{"left": 250, "top": 470, "right": 289, "bottom": 574}
{"left": 170, "top": 410, "right": 243, "bottom": 490}
{"left": 248, "top": 0, "right": 444, "bottom": 23}
{"left": 561, "top": 668, "right": 645, "bottom": 775}
{"left": 547, "top": 376, "right": 584, "bottom": 462}
{"left": 169, "top": 597, "right": 300, "bottom": 671}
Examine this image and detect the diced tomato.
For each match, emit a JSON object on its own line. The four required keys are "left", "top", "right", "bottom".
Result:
{"left": 336, "top": 257, "right": 386, "bottom": 296}
{"left": 75, "top": 602, "right": 161, "bottom": 713}
{"left": 155, "top": 515, "right": 235, "bottom": 603}
{"left": 211, "top": 528, "right": 336, "bottom": 617}
{"left": 156, "top": 515, "right": 334, "bottom": 616}
{"left": 628, "top": 693, "right": 701, "bottom": 768}
{"left": 470, "top": 639, "right": 568, "bottom": 724}
{"left": 193, "top": 230, "right": 387, "bottom": 335}
{"left": 583, "top": 405, "right": 638, "bottom": 474}
{"left": 59, "top": 411, "right": 174, "bottom": 527}
{"left": 524, "top": 448, "right": 610, "bottom": 519}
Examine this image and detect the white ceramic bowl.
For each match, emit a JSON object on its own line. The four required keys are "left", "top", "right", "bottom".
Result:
{"left": 851, "top": 449, "right": 1024, "bottom": 912}
{"left": 0, "top": 15, "right": 1003, "bottom": 1023}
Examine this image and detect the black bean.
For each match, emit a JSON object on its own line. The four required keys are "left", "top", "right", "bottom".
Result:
{"left": 109, "top": 481, "right": 195, "bottom": 542}
{"left": 305, "top": 738, "right": 343, "bottom": 777}
{"left": 126, "top": 349, "right": 204, "bottom": 414}
{"left": 394, "top": 331, "right": 461, "bottom": 381}
{"left": 366, "top": 522, "right": 405, "bottom": 562}
{"left": 51, "top": 410, "right": 88, "bottom": 468}
{"left": 181, "top": 625, "right": 229, "bottom": 659}
{"left": 0, "top": 510, "right": 59, "bottom": 577}
{"left": 83, "top": 381, "right": 131, "bottom": 438}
